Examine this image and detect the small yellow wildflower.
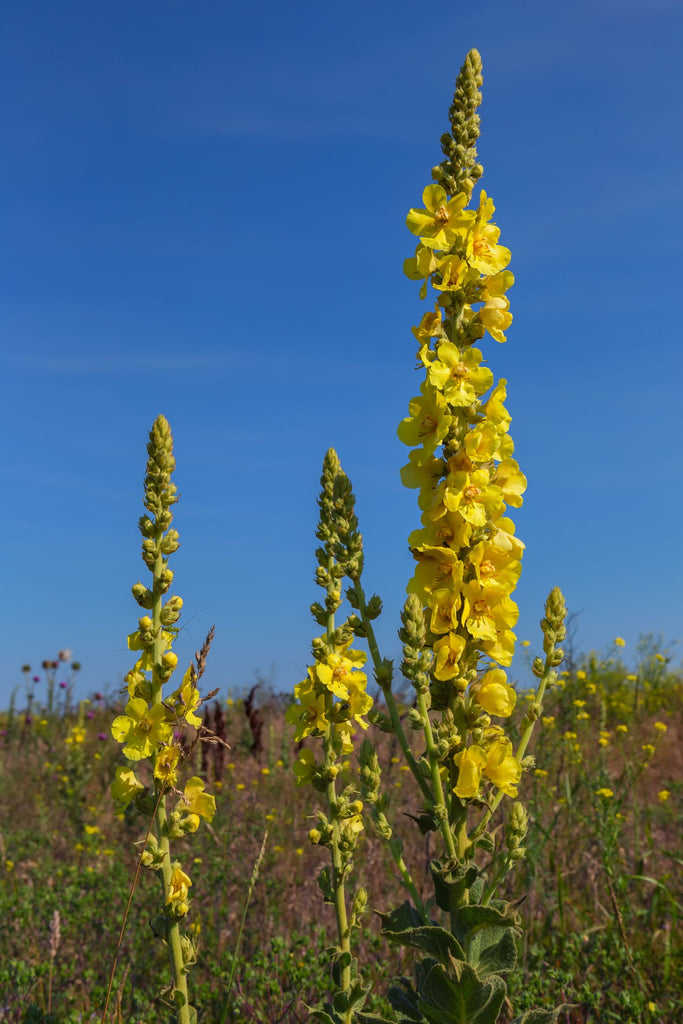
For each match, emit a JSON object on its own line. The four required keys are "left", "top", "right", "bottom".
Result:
{"left": 521, "top": 639, "right": 530, "bottom": 647}
{"left": 576, "top": 670, "right": 586, "bottom": 680}
{"left": 616, "top": 724, "right": 628, "bottom": 734}
{"left": 236, "top": 783, "right": 245, "bottom": 791}
{"left": 167, "top": 865, "right": 192, "bottom": 906}
{"left": 614, "top": 637, "right": 625, "bottom": 647}
{"left": 596, "top": 788, "right": 613, "bottom": 799}
{"left": 654, "top": 653, "right": 665, "bottom": 663}
{"left": 534, "top": 769, "right": 548, "bottom": 778}
{"left": 641, "top": 744, "right": 655, "bottom": 758}
{"left": 658, "top": 790, "right": 670, "bottom": 802}
{"left": 626, "top": 674, "right": 637, "bottom": 682}
{"left": 654, "top": 721, "right": 668, "bottom": 733}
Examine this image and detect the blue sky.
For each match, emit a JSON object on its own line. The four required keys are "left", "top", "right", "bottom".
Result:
{"left": 2, "top": 0, "right": 682, "bottom": 708}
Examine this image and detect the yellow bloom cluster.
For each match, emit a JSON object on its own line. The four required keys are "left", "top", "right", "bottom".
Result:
{"left": 286, "top": 641, "right": 372, "bottom": 757}
{"left": 401, "top": 186, "right": 523, "bottom": 681}
{"left": 400, "top": 170, "right": 525, "bottom": 800}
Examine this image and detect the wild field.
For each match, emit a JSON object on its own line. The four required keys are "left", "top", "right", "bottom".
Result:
{"left": 1, "top": 640, "right": 680, "bottom": 1023}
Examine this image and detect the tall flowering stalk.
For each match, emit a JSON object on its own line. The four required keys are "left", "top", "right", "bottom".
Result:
{"left": 109, "top": 416, "right": 215, "bottom": 1024}
{"left": 294, "top": 50, "right": 571, "bottom": 1024}
{"left": 286, "top": 450, "right": 375, "bottom": 1023}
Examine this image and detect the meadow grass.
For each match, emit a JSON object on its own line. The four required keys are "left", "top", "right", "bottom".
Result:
{"left": 0, "top": 650, "right": 680, "bottom": 1023}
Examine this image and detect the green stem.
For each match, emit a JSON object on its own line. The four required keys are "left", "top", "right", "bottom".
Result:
{"left": 152, "top": 544, "right": 190, "bottom": 1024}
{"left": 415, "top": 687, "right": 457, "bottom": 863}
{"left": 326, "top": 559, "right": 351, "bottom": 998}
{"left": 476, "top": 647, "right": 556, "bottom": 839}
{"left": 352, "top": 581, "right": 433, "bottom": 803}
{"left": 389, "top": 841, "right": 427, "bottom": 920}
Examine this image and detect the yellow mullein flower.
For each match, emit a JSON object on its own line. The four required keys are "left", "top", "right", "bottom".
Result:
{"left": 167, "top": 865, "right": 192, "bottom": 905}
{"left": 481, "top": 627, "right": 517, "bottom": 667}
{"left": 154, "top": 744, "right": 181, "bottom": 787}
{"left": 110, "top": 766, "right": 146, "bottom": 811}
{"left": 470, "top": 530, "right": 523, "bottom": 592}
{"left": 474, "top": 669, "right": 517, "bottom": 717}
{"left": 406, "top": 184, "right": 470, "bottom": 250}
{"left": 453, "top": 745, "right": 488, "bottom": 799}
{"left": 397, "top": 385, "right": 453, "bottom": 459}
{"left": 316, "top": 645, "right": 367, "bottom": 700}
{"left": 412, "top": 307, "right": 445, "bottom": 352}
{"left": 492, "top": 459, "right": 527, "bottom": 508}
{"left": 111, "top": 698, "right": 172, "bottom": 761}
{"left": 427, "top": 343, "right": 494, "bottom": 406}
{"left": 465, "top": 422, "right": 513, "bottom": 464}
{"left": 461, "top": 581, "right": 518, "bottom": 642}
{"left": 427, "top": 587, "right": 462, "bottom": 634}
{"left": 286, "top": 689, "right": 329, "bottom": 740}
{"left": 409, "top": 544, "right": 464, "bottom": 599}
{"left": 476, "top": 294, "right": 513, "bottom": 343}
{"left": 442, "top": 468, "right": 504, "bottom": 527}
{"left": 179, "top": 777, "right": 216, "bottom": 832}
{"left": 466, "top": 191, "right": 511, "bottom": 275}
{"left": 432, "top": 631, "right": 467, "bottom": 683}
{"left": 433, "top": 253, "right": 469, "bottom": 292}
{"left": 171, "top": 666, "right": 202, "bottom": 728}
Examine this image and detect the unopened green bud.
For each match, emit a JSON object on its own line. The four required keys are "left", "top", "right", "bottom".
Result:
{"left": 352, "top": 887, "right": 368, "bottom": 919}
{"left": 532, "top": 657, "right": 545, "bottom": 678}
{"left": 132, "top": 583, "right": 153, "bottom": 608}
{"left": 374, "top": 658, "right": 393, "bottom": 689}
{"left": 159, "top": 568, "right": 174, "bottom": 591}
{"left": 179, "top": 933, "right": 197, "bottom": 969}
{"left": 160, "top": 530, "right": 180, "bottom": 555}
{"left": 161, "top": 596, "right": 183, "bottom": 625}
{"left": 367, "top": 708, "right": 394, "bottom": 733}
{"left": 407, "top": 707, "right": 424, "bottom": 730}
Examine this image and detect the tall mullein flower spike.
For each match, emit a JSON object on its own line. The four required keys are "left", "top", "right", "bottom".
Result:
{"left": 288, "top": 449, "right": 376, "bottom": 1022}
{"left": 344, "top": 51, "right": 573, "bottom": 1024}
{"left": 109, "top": 415, "right": 215, "bottom": 1024}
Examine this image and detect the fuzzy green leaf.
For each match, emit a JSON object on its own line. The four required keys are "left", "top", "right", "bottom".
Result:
{"left": 419, "top": 961, "right": 506, "bottom": 1024}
